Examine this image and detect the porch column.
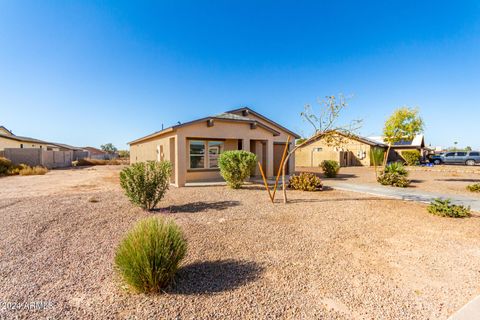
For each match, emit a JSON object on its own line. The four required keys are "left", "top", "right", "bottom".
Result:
{"left": 242, "top": 138, "right": 250, "bottom": 152}
{"left": 288, "top": 142, "right": 295, "bottom": 175}
{"left": 175, "top": 136, "right": 186, "bottom": 187}
{"left": 266, "top": 139, "right": 274, "bottom": 177}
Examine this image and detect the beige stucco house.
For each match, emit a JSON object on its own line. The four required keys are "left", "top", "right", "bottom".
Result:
{"left": 0, "top": 126, "right": 52, "bottom": 151}
{"left": 295, "top": 131, "right": 387, "bottom": 168}
{"left": 129, "top": 107, "right": 300, "bottom": 187}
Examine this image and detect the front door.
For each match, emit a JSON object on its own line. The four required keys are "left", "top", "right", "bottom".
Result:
{"left": 274, "top": 143, "right": 289, "bottom": 175}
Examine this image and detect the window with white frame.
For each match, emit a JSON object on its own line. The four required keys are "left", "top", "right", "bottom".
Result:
{"left": 189, "top": 140, "right": 224, "bottom": 169}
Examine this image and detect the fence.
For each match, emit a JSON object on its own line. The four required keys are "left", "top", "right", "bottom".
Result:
{"left": 3, "top": 148, "right": 88, "bottom": 169}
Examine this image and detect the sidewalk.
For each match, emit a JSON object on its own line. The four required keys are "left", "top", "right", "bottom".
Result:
{"left": 448, "top": 295, "right": 480, "bottom": 320}
{"left": 329, "top": 182, "right": 480, "bottom": 212}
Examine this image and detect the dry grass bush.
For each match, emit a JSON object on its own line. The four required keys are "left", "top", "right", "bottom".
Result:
{"left": 76, "top": 158, "right": 123, "bottom": 166}
{"left": 18, "top": 165, "right": 48, "bottom": 176}
{"left": 288, "top": 172, "right": 323, "bottom": 191}
{"left": 115, "top": 217, "right": 187, "bottom": 293}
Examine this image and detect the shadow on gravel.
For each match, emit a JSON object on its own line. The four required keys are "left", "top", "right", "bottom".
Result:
{"left": 165, "top": 201, "right": 241, "bottom": 213}
{"left": 172, "top": 260, "right": 263, "bottom": 295}
{"left": 435, "top": 178, "right": 480, "bottom": 182}
{"left": 287, "top": 197, "right": 393, "bottom": 203}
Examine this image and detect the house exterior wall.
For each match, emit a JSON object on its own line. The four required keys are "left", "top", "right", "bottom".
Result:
{"left": 175, "top": 120, "right": 279, "bottom": 186}
{"left": 0, "top": 136, "right": 49, "bottom": 151}
{"left": 130, "top": 132, "right": 176, "bottom": 164}
{"left": 295, "top": 135, "right": 374, "bottom": 167}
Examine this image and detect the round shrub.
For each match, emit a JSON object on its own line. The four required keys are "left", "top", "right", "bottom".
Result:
{"left": 218, "top": 150, "right": 257, "bottom": 189}
{"left": 120, "top": 161, "right": 172, "bottom": 211}
{"left": 115, "top": 217, "right": 187, "bottom": 293}
{"left": 320, "top": 160, "right": 340, "bottom": 178}
{"left": 288, "top": 172, "right": 323, "bottom": 191}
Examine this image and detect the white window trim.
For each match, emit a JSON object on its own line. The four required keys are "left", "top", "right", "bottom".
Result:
{"left": 188, "top": 140, "right": 224, "bottom": 170}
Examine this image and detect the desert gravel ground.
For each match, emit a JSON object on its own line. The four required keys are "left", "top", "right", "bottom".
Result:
{"left": 1, "top": 166, "right": 480, "bottom": 319}
{"left": 298, "top": 165, "right": 480, "bottom": 198}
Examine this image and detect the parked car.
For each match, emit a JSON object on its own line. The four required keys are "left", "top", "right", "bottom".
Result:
{"left": 427, "top": 154, "right": 443, "bottom": 165}
{"left": 432, "top": 151, "right": 480, "bottom": 166}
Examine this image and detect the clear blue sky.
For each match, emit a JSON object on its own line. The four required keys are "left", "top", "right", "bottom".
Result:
{"left": 1, "top": 1, "right": 479, "bottom": 150}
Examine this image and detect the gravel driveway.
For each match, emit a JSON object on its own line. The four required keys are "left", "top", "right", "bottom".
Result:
{"left": 1, "top": 166, "right": 479, "bottom": 319}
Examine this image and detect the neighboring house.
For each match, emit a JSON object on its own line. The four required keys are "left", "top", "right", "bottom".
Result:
{"left": 295, "top": 131, "right": 387, "bottom": 167}
{"left": 129, "top": 107, "right": 300, "bottom": 187}
{"left": 82, "top": 146, "right": 117, "bottom": 160}
{"left": 50, "top": 143, "right": 83, "bottom": 152}
{"left": 0, "top": 126, "right": 51, "bottom": 151}
{"left": 368, "top": 134, "right": 427, "bottom": 162}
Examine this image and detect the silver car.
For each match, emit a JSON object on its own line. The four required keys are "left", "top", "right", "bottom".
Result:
{"left": 439, "top": 151, "right": 480, "bottom": 166}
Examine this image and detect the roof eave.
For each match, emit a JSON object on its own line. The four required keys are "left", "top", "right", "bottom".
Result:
{"left": 226, "top": 107, "right": 301, "bottom": 139}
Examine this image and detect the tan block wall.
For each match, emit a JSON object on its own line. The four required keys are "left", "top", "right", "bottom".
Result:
{"left": 295, "top": 136, "right": 372, "bottom": 167}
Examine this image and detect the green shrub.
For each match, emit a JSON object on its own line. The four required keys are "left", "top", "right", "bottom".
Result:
{"left": 384, "top": 162, "right": 408, "bottom": 175}
{"left": 288, "top": 172, "right": 323, "bottom": 191}
{"left": 370, "top": 147, "right": 385, "bottom": 166}
{"left": 120, "top": 161, "right": 172, "bottom": 210}
{"left": 427, "top": 199, "right": 471, "bottom": 218}
{"left": 467, "top": 183, "right": 480, "bottom": 192}
{"left": 218, "top": 150, "right": 257, "bottom": 189}
{"left": 401, "top": 150, "right": 421, "bottom": 166}
{"left": 320, "top": 160, "right": 340, "bottom": 178}
{"left": 377, "top": 162, "right": 410, "bottom": 187}
{"left": 115, "top": 217, "right": 187, "bottom": 293}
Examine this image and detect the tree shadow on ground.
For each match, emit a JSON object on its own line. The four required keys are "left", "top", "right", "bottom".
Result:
{"left": 170, "top": 260, "right": 263, "bottom": 295}
{"left": 435, "top": 178, "right": 480, "bottom": 183}
{"left": 165, "top": 201, "right": 241, "bottom": 213}
{"left": 322, "top": 174, "right": 358, "bottom": 181}
{"left": 410, "top": 179, "right": 425, "bottom": 183}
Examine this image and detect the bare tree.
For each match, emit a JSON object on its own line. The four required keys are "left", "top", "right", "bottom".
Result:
{"left": 281, "top": 94, "right": 362, "bottom": 204}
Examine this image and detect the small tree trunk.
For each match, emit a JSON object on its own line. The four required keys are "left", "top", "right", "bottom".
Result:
{"left": 383, "top": 144, "right": 392, "bottom": 170}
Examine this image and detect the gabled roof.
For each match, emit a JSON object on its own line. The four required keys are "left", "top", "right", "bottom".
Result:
{"left": 0, "top": 126, "right": 13, "bottom": 135}
{"left": 128, "top": 107, "right": 291, "bottom": 145}
{"left": 299, "top": 130, "right": 388, "bottom": 148}
{"left": 0, "top": 132, "right": 51, "bottom": 145}
{"left": 225, "top": 107, "right": 301, "bottom": 139}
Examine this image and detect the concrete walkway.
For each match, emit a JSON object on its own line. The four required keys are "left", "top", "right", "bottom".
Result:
{"left": 448, "top": 295, "right": 480, "bottom": 320}
{"left": 329, "top": 182, "right": 480, "bottom": 212}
